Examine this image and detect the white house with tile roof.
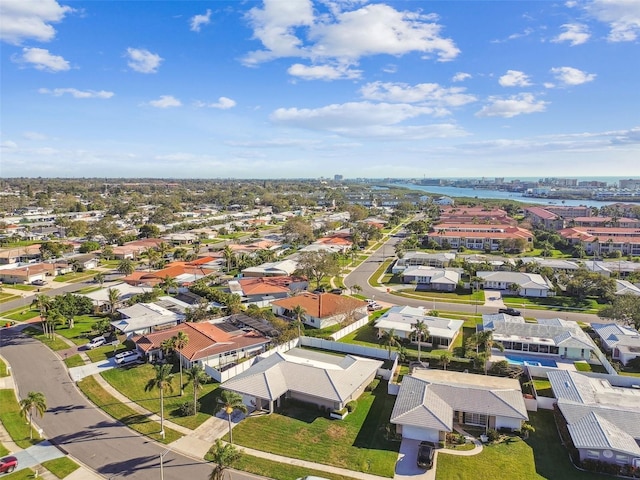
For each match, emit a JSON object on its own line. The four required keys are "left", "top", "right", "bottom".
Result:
{"left": 591, "top": 323, "right": 640, "bottom": 365}
{"left": 477, "top": 271, "right": 554, "bottom": 297}
{"left": 390, "top": 369, "right": 528, "bottom": 443}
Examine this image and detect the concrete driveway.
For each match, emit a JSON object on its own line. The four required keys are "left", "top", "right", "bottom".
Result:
{"left": 394, "top": 438, "right": 435, "bottom": 480}
{"left": 483, "top": 290, "right": 506, "bottom": 308}
{"left": 68, "top": 357, "right": 116, "bottom": 381}
{"left": 9, "top": 441, "right": 65, "bottom": 473}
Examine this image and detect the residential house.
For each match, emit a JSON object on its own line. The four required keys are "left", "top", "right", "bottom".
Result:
{"left": 133, "top": 320, "right": 270, "bottom": 370}
{"left": 241, "top": 259, "right": 299, "bottom": 278}
{"left": 228, "top": 276, "right": 308, "bottom": 305}
{"left": 111, "top": 298, "right": 188, "bottom": 337}
{"left": 548, "top": 370, "right": 640, "bottom": 469}
{"left": 591, "top": 323, "right": 640, "bottom": 365}
{"left": 0, "top": 262, "right": 52, "bottom": 284}
{"left": 518, "top": 257, "right": 580, "bottom": 274}
{"left": 271, "top": 292, "right": 368, "bottom": 329}
{"left": 221, "top": 348, "right": 382, "bottom": 413}
{"left": 400, "top": 266, "right": 461, "bottom": 292}
{"left": 480, "top": 315, "right": 596, "bottom": 360}
{"left": 374, "top": 305, "right": 463, "bottom": 348}
{"left": 476, "top": 271, "right": 554, "bottom": 297}
{"left": 121, "top": 258, "right": 218, "bottom": 288}
{"left": 0, "top": 245, "right": 42, "bottom": 265}
{"left": 391, "top": 369, "right": 528, "bottom": 443}
{"left": 84, "top": 282, "right": 152, "bottom": 311}
{"left": 391, "top": 252, "right": 456, "bottom": 273}
{"left": 112, "top": 238, "right": 165, "bottom": 260}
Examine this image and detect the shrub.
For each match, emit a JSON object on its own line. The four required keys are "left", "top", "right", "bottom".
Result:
{"left": 345, "top": 401, "right": 357, "bottom": 413}
{"left": 179, "top": 401, "right": 200, "bottom": 416}
{"left": 487, "top": 429, "right": 500, "bottom": 442}
{"left": 365, "top": 378, "right": 380, "bottom": 392}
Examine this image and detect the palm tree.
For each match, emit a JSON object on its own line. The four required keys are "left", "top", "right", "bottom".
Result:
{"left": 117, "top": 258, "right": 135, "bottom": 275}
{"left": 93, "top": 272, "right": 105, "bottom": 287}
{"left": 440, "top": 351, "right": 452, "bottom": 370}
{"left": 172, "top": 331, "right": 189, "bottom": 396}
{"left": 145, "top": 248, "right": 160, "bottom": 271}
{"left": 412, "top": 319, "right": 429, "bottom": 362}
{"left": 31, "top": 294, "right": 52, "bottom": 337}
{"left": 222, "top": 245, "right": 235, "bottom": 273}
{"left": 291, "top": 304, "right": 307, "bottom": 338}
{"left": 380, "top": 328, "right": 399, "bottom": 359}
{"left": 468, "top": 330, "right": 504, "bottom": 375}
{"left": 107, "top": 287, "right": 120, "bottom": 317}
{"left": 161, "top": 337, "right": 176, "bottom": 361}
{"left": 19, "top": 391, "right": 47, "bottom": 439}
{"left": 159, "top": 275, "right": 178, "bottom": 295}
{"left": 208, "top": 439, "right": 242, "bottom": 480}
{"left": 217, "top": 390, "right": 247, "bottom": 445}
{"left": 144, "top": 363, "right": 174, "bottom": 439}
{"left": 186, "top": 364, "right": 208, "bottom": 415}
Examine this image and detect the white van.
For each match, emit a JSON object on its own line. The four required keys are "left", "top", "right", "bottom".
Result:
{"left": 114, "top": 350, "right": 142, "bottom": 365}
{"left": 86, "top": 336, "right": 106, "bottom": 349}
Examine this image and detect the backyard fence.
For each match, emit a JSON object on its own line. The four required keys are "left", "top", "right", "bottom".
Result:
{"left": 329, "top": 316, "right": 370, "bottom": 341}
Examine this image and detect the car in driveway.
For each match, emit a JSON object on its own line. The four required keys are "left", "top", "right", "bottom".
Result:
{"left": 31, "top": 279, "right": 46, "bottom": 286}
{"left": 498, "top": 307, "right": 522, "bottom": 316}
{"left": 86, "top": 336, "right": 107, "bottom": 349}
{"left": 114, "top": 350, "right": 142, "bottom": 365}
{"left": 417, "top": 441, "right": 435, "bottom": 470}
{"left": 0, "top": 456, "right": 18, "bottom": 474}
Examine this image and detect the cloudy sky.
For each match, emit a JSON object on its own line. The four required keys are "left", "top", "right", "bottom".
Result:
{"left": 1, "top": 0, "right": 639, "bottom": 179}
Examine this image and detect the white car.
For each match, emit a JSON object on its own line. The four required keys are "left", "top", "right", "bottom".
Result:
{"left": 86, "top": 336, "right": 106, "bottom": 349}
{"left": 114, "top": 350, "right": 142, "bottom": 365}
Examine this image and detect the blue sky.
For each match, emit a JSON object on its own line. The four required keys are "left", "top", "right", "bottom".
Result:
{"left": 1, "top": 0, "right": 639, "bottom": 179}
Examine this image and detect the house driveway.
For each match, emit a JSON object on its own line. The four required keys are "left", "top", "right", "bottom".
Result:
{"left": 68, "top": 358, "right": 116, "bottom": 381}
{"left": 394, "top": 438, "right": 435, "bottom": 480}
{"left": 483, "top": 290, "right": 506, "bottom": 309}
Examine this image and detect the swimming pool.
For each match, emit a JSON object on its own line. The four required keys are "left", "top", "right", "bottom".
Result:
{"left": 504, "top": 354, "right": 558, "bottom": 368}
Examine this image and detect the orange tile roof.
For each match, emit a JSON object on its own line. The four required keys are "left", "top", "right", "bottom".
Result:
{"left": 316, "top": 236, "right": 353, "bottom": 246}
{"left": 272, "top": 292, "right": 367, "bottom": 318}
{"left": 238, "top": 276, "right": 306, "bottom": 295}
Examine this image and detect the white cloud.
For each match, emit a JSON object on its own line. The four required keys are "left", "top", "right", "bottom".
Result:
{"left": 476, "top": 93, "right": 548, "bottom": 118}
{"left": 287, "top": 63, "right": 361, "bottom": 80}
{"left": 552, "top": 23, "right": 590, "bottom": 45}
{"left": 550, "top": 66, "right": 596, "bottom": 85}
{"left": 190, "top": 9, "right": 212, "bottom": 32}
{"left": 1, "top": 140, "right": 18, "bottom": 149}
{"left": 586, "top": 0, "right": 640, "bottom": 42}
{"left": 0, "top": 0, "right": 72, "bottom": 45}
{"left": 194, "top": 97, "right": 237, "bottom": 109}
{"left": 243, "top": 1, "right": 459, "bottom": 67}
{"left": 359, "top": 81, "right": 477, "bottom": 108}
{"left": 125, "top": 48, "right": 163, "bottom": 73}
{"left": 13, "top": 47, "right": 70, "bottom": 72}
{"left": 452, "top": 72, "right": 471, "bottom": 82}
{"left": 149, "top": 95, "right": 182, "bottom": 108}
{"left": 499, "top": 70, "right": 532, "bottom": 87}
{"left": 38, "top": 87, "right": 114, "bottom": 98}
{"left": 22, "top": 131, "right": 47, "bottom": 140}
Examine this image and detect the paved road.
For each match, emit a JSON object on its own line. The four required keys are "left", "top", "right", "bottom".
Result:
{"left": 0, "top": 326, "right": 261, "bottom": 480}
{"left": 345, "top": 234, "right": 603, "bottom": 324}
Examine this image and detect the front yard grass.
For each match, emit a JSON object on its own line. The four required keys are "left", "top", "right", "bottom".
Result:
{"left": 0, "top": 389, "right": 43, "bottom": 448}
{"left": 53, "top": 314, "right": 106, "bottom": 345}
{"left": 41, "top": 457, "right": 80, "bottom": 478}
{"left": 0, "top": 358, "right": 8, "bottom": 377}
{"left": 0, "top": 293, "right": 20, "bottom": 304}
{"left": 21, "top": 326, "right": 71, "bottom": 351}
{"left": 435, "top": 410, "right": 607, "bottom": 480}
{"left": 502, "top": 295, "right": 605, "bottom": 314}
{"left": 64, "top": 354, "right": 86, "bottom": 368}
{"left": 53, "top": 270, "right": 100, "bottom": 283}
{"left": 4, "top": 308, "right": 40, "bottom": 322}
{"left": 77, "top": 375, "right": 182, "bottom": 444}
{"left": 230, "top": 380, "right": 399, "bottom": 477}
{"left": 101, "top": 363, "right": 220, "bottom": 430}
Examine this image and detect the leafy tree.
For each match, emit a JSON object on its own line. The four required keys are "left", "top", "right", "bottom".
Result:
{"left": 282, "top": 216, "right": 314, "bottom": 245}
{"left": 51, "top": 293, "right": 93, "bottom": 329}
{"left": 185, "top": 364, "right": 208, "bottom": 416}
{"left": 138, "top": 223, "right": 160, "bottom": 239}
{"left": 208, "top": 440, "right": 242, "bottom": 480}
{"left": 159, "top": 275, "right": 178, "bottom": 295}
{"left": 93, "top": 272, "right": 105, "bottom": 287}
{"left": 117, "top": 258, "right": 135, "bottom": 275}
{"left": 466, "top": 330, "right": 504, "bottom": 374}
{"left": 296, "top": 250, "right": 340, "bottom": 288}
{"left": 79, "top": 240, "right": 100, "bottom": 253}
{"left": 20, "top": 391, "right": 47, "bottom": 439}
{"left": 185, "top": 300, "right": 210, "bottom": 323}
{"left": 101, "top": 244, "right": 114, "bottom": 260}
{"left": 566, "top": 268, "right": 616, "bottom": 302}
{"left": 173, "top": 331, "right": 189, "bottom": 396}
{"left": 440, "top": 351, "right": 452, "bottom": 370}
{"left": 144, "top": 363, "right": 174, "bottom": 439}
{"left": 217, "top": 390, "right": 248, "bottom": 445}
{"left": 599, "top": 294, "right": 640, "bottom": 329}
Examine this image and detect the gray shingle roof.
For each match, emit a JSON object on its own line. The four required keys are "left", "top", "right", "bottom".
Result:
{"left": 390, "top": 376, "right": 452, "bottom": 431}
{"left": 568, "top": 412, "right": 640, "bottom": 455}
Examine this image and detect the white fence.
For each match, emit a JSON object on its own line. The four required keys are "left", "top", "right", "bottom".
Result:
{"left": 300, "top": 336, "right": 396, "bottom": 361}
{"left": 330, "top": 316, "right": 370, "bottom": 341}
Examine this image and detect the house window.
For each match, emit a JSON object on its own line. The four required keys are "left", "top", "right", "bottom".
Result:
{"left": 587, "top": 450, "right": 600, "bottom": 459}
{"left": 464, "top": 412, "right": 487, "bottom": 426}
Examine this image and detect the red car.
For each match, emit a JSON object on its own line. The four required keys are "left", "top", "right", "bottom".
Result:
{"left": 0, "top": 456, "right": 18, "bottom": 474}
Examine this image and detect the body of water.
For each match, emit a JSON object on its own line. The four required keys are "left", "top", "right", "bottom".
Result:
{"left": 504, "top": 353, "right": 558, "bottom": 368}
{"left": 394, "top": 183, "right": 630, "bottom": 208}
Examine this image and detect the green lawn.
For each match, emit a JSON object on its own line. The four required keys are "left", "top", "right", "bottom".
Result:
{"left": 53, "top": 314, "right": 106, "bottom": 345}
{"left": 368, "top": 260, "right": 393, "bottom": 287}
{"left": 435, "top": 410, "right": 607, "bottom": 480}
{"left": 0, "top": 389, "right": 43, "bottom": 448}
{"left": 392, "top": 289, "right": 484, "bottom": 304}
{"left": 4, "top": 308, "right": 40, "bottom": 321}
{"left": 0, "top": 293, "right": 20, "bottom": 304}
{"left": 0, "top": 443, "right": 8, "bottom": 456}
{"left": 4, "top": 284, "right": 38, "bottom": 292}
{"left": 101, "top": 363, "right": 220, "bottom": 429}
{"left": 41, "top": 457, "right": 80, "bottom": 478}
{"left": 3, "top": 469, "right": 35, "bottom": 480}
{"left": 0, "top": 358, "right": 8, "bottom": 377}
{"left": 53, "top": 270, "right": 100, "bottom": 283}
{"left": 21, "top": 326, "right": 71, "bottom": 351}
{"left": 77, "top": 375, "right": 181, "bottom": 444}
{"left": 230, "top": 380, "right": 399, "bottom": 477}
{"left": 502, "top": 295, "right": 605, "bottom": 314}
{"left": 64, "top": 354, "right": 86, "bottom": 368}
{"left": 532, "top": 379, "right": 553, "bottom": 398}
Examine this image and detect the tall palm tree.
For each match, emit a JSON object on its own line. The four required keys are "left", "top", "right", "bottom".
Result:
{"left": 222, "top": 245, "right": 235, "bottom": 273}
{"left": 412, "top": 319, "right": 429, "bottom": 362}
{"left": 440, "top": 351, "right": 452, "bottom": 370}
{"left": 31, "top": 294, "right": 52, "bottom": 337}
{"left": 380, "top": 328, "right": 399, "bottom": 359}
{"left": 161, "top": 337, "right": 176, "bottom": 361}
{"left": 107, "top": 287, "right": 120, "bottom": 317}
{"left": 159, "top": 275, "right": 178, "bottom": 295}
{"left": 290, "top": 304, "right": 307, "bottom": 338}
{"left": 144, "top": 363, "right": 174, "bottom": 439}
{"left": 217, "top": 390, "right": 247, "bottom": 445}
{"left": 93, "top": 272, "right": 105, "bottom": 287}
{"left": 185, "top": 364, "right": 208, "bottom": 415}
{"left": 172, "top": 331, "right": 189, "bottom": 396}
{"left": 208, "top": 440, "right": 242, "bottom": 480}
{"left": 145, "top": 248, "right": 160, "bottom": 271}
{"left": 117, "top": 258, "right": 135, "bottom": 275}
{"left": 20, "top": 391, "right": 47, "bottom": 439}
{"left": 468, "top": 330, "right": 504, "bottom": 375}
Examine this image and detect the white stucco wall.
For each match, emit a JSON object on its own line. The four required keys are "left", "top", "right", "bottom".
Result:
{"left": 401, "top": 425, "right": 442, "bottom": 443}
{"left": 495, "top": 415, "right": 524, "bottom": 431}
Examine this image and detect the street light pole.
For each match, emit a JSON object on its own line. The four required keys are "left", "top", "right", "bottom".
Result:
{"left": 159, "top": 448, "right": 171, "bottom": 480}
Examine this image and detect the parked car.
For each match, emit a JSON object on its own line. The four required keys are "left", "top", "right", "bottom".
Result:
{"left": 367, "top": 303, "right": 382, "bottom": 312}
{"left": 498, "top": 307, "right": 522, "bottom": 316}
{"left": 0, "top": 456, "right": 18, "bottom": 474}
{"left": 417, "top": 441, "right": 435, "bottom": 469}
{"left": 31, "top": 279, "right": 46, "bottom": 286}
{"left": 114, "top": 350, "right": 142, "bottom": 365}
{"left": 329, "top": 288, "right": 343, "bottom": 295}
{"left": 86, "top": 336, "right": 106, "bottom": 349}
